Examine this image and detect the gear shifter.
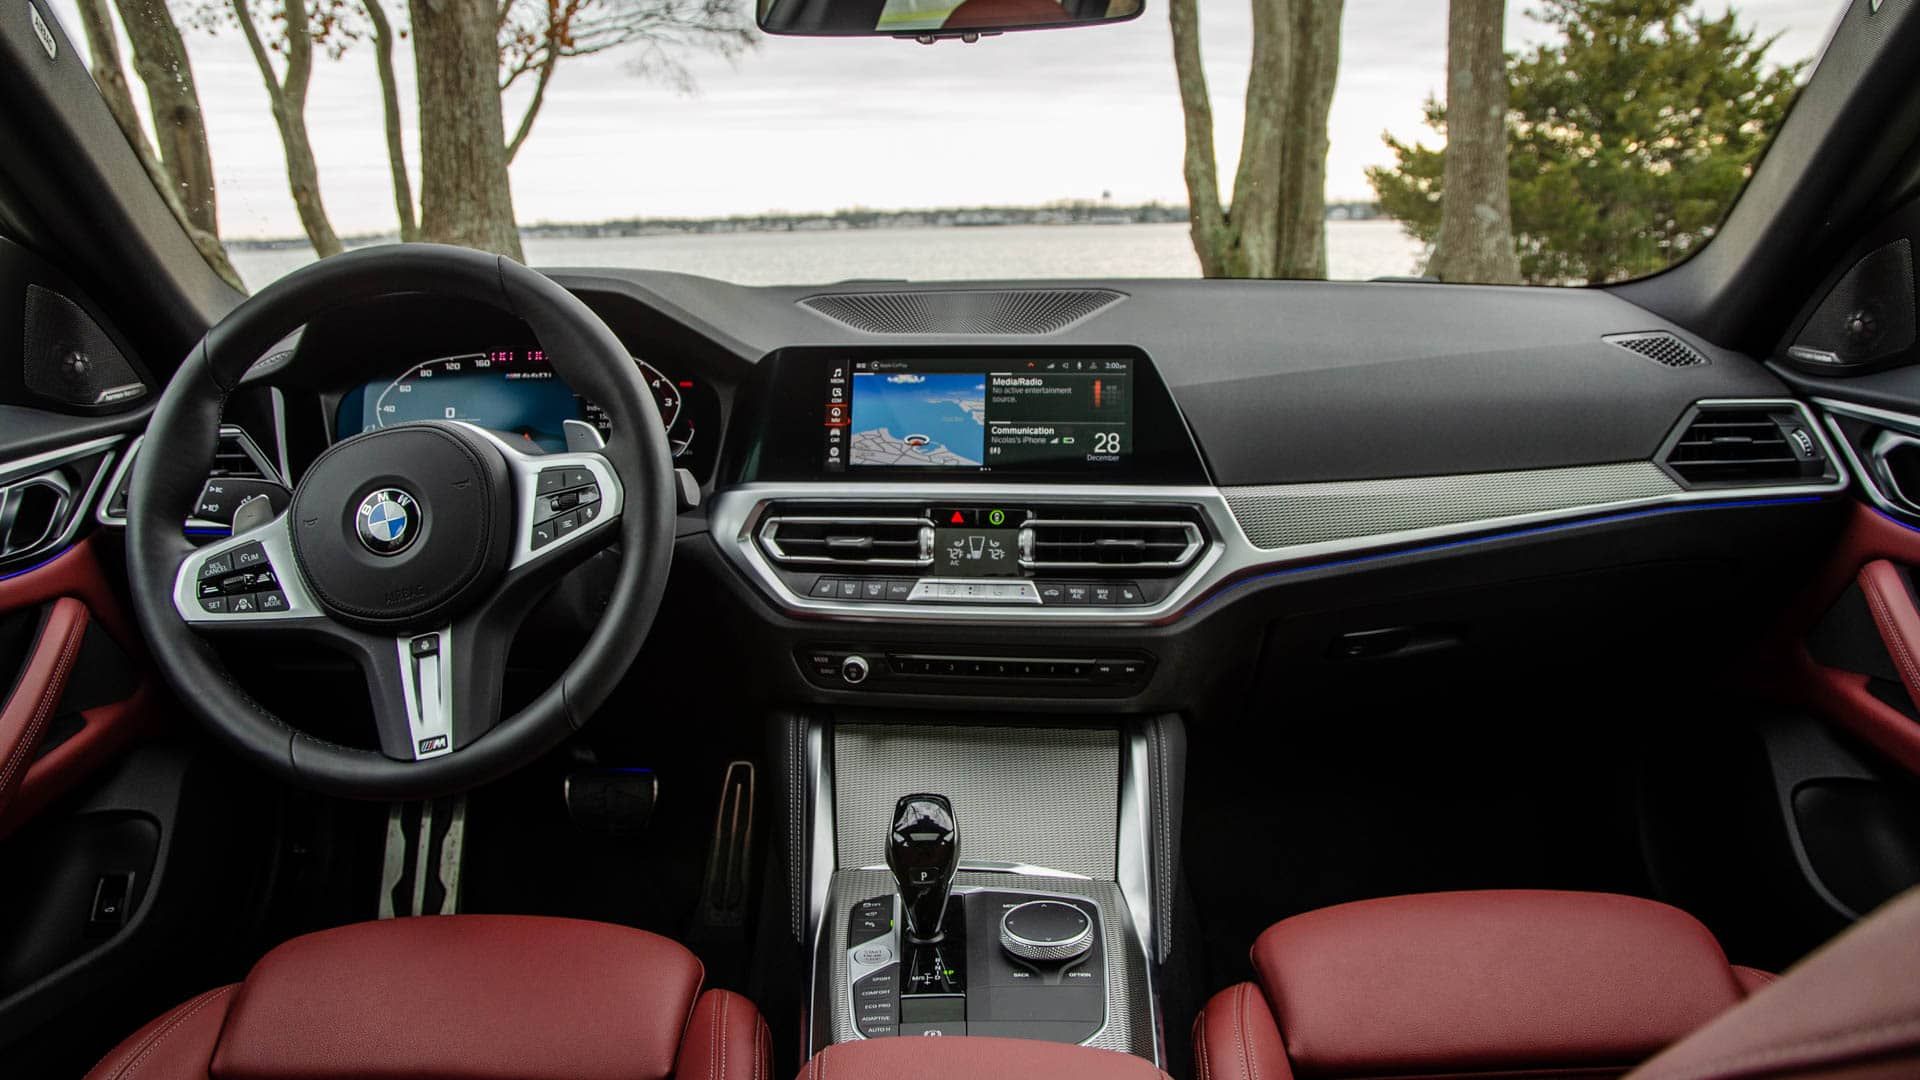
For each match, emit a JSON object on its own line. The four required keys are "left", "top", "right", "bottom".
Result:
{"left": 886, "top": 793, "right": 959, "bottom": 943}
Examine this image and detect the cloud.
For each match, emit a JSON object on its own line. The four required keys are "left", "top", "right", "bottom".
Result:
{"left": 887, "top": 373, "right": 926, "bottom": 384}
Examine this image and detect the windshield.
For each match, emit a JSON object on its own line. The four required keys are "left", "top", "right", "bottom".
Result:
{"left": 45, "top": 0, "right": 1839, "bottom": 291}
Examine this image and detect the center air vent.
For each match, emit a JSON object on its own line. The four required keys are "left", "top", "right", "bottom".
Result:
{"left": 1020, "top": 516, "right": 1203, "bottom": 569}
{"left": 757, "top": 511, "right": 933, "bottom": 567}
{"left": 1657, "top": 404, "right": 1828, "bottom": 486}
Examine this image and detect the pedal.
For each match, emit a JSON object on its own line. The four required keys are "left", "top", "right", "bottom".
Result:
{"left": 696, "top": 761, "right": 756, "bottom": 927}
{"left": 563, "top": 768, "right": 659, "bottom": 836}
{"left": 377, "top": 795, "right": 466, "bottom": 918}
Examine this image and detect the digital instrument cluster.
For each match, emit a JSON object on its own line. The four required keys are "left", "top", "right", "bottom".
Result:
{"left": 334, "top": 349, "right": 715, "bottom": 474}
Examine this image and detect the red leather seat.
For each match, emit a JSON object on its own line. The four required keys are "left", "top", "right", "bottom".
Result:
{"left": 85, "top": 914, "right": 769, "bottom": 1080}
{"left": 1194, "top": 890, "right": 1772, "bottom": 1080}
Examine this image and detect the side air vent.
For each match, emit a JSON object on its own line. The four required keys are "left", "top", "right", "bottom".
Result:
{"left": 1020, "top": 517, "right": 1203, "bottom": 569}
{"left": 212, "top": 430, "right": 270, "bottom": 479}
{"left": 799, "top": 289, "right": 1125, "bottom": 335}
{"left": 1604, "top": 331, "right": 1709, "bottom": 368}
{"left": 1657, "top": 404, "right": 1829, "bottom": 487}
{"left": 757, "top": 512, "right": 934, "bottom": 566}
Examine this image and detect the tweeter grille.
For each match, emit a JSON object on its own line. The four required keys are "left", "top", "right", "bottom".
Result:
{"left": 1793, "top": 238, "right": 1917, "bottom": 368}
{"left": 1603, "top": 331, "right": 1708, "bottom": 368}
{"left": 799, "top": 288, "right": 1124, "bottom": 335}
{"left": 22, "top": 285, "right": 147, "bottom": 408}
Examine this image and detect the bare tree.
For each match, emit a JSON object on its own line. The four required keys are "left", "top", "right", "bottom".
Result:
{"left": 498, "top": 0, "right": 755, "bottom": 163}
{"left": 220, "top": 0, "right": 346, "bottom": 256}
{"left": 1427, "top": 0, "right": 1520, "bottom": 283}
{"left": 113, "top": 0, "right": 221, "bottom": 236}
{"left": 76, "top": 0, "right": 245, "bottom": 287}
{"left": 1170, "top": 0, "right": 1344, "bottom": 279}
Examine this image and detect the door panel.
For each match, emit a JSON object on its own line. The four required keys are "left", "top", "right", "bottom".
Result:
{"left": 0, "top": 537, "right": 156, "bottom": 838}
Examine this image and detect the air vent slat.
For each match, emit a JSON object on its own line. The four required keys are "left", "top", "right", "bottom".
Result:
{"left": 1660, "top": 406, "right": 1824, "bottom": 486}
{"left": 1022, "top": 517, "right": 1203, "bottom": 570}
{"left": 757, "top": 512, "right": 932, "bottom": 567}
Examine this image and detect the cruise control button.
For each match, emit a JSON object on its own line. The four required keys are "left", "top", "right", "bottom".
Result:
{"left": 199, "top": 595, "right": 228, "bottom": 613}
{"left": 256, "top": 590, "right": 288, "bottom": 613}
{"left": 229, "top": 594, "right": 259, "bottom": 614}
{"left": 230, "top": 543, "right": 269, "bottom": 571}
{"left": 199, "top": 553, "right": 234, "bottom": 579}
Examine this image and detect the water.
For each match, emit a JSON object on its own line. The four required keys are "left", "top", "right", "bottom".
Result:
{"left": 224, "top": 220, "right": 1427, "bottom": 290}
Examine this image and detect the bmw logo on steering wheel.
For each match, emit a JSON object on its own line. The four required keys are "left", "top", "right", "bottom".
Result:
{"left": 355, "top": 489, "right": 420, "bottom": 555}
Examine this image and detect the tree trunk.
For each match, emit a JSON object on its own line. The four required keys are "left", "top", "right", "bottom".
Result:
{"left": 1170, "top": 0, "right": 1344, "bottom": 279}
{"left": 113, "top": 0, "right": 219, "bottom": 236}
{"left": 411, "top": 0, "right": 523, "bottom": 259}
{"left": 365, "top": 0, "right": 419, "bottom": 240}
{"left": 81, "top": 0, "right": 245, "bottom": 288}
{"left": 1427, "top": 0, "right": 1520, "bottom": 284}
{"left": 234, "top": 0, "right": 343, "bottom": 257}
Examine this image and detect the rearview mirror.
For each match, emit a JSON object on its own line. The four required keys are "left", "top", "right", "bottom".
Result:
{"left": 758, "top": 0, "right": 1145, "bottom": 41}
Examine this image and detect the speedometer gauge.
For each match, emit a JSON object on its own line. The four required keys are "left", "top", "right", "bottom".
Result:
{"left": 358, "top": 350, "right": 695, "bottom": 457}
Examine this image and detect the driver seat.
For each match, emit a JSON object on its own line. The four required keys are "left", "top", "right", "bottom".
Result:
{"left": 84, "top": 915, "right": 769, "bottom": 1080}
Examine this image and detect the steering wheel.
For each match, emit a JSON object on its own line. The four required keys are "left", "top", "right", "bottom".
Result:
{"left": 125, "top": 245, "right": 676, "bottom": 800}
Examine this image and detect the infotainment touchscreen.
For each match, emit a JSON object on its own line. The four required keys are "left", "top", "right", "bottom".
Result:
{"left": 824, "top": 357, "right": 1132, "bottom": 472}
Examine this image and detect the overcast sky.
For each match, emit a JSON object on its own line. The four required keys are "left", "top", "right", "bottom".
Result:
{"left": 44, "top": 0, "right": 1843, "bottom": 240}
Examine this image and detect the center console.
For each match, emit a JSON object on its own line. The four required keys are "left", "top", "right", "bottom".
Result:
{"left": 795, "top": 718, "right": 1174, "bottom": 1066}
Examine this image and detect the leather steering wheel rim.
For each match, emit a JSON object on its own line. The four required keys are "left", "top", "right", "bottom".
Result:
{"left": 125, "top": 244, "right": 676, "bottom": 800}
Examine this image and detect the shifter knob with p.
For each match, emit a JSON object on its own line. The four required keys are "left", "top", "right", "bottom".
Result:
{"left": 885, "top": 793, "right": 959, "bottom": 943}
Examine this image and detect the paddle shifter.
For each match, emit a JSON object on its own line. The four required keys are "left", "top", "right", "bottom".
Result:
{"left": 886, "top": 793, "right": 959, "bottom": 943}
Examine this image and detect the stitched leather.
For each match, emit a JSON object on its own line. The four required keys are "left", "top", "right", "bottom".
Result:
{"left": 799, "top": 1036, "right": 1171, "bottom": 1079}
{"left": 1194, "top": 984, "right": 1294, "bottom": 1080}
{"left": 1628, "top": 886, "right": 1920, "bottom": 1080}
{"left": 1245, "top": 891, "right": 1747, "bottom": 1078}
{"left": 0, "top": 597, "right": 88, "bottom": 819}
{"left": 88, "top": 915, "right": 751, "bottom": 1080}
{"left": 84, "top": 985, "right": 235, "bottom": 1080}
{"left": 677, "top": 990, "right": 771, "bottom": 1080}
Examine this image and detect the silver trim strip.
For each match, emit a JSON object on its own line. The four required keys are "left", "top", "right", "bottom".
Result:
{"left": 396, "top": 628, "right": 455, "bottom": 760}
{"left": 0, "top": 434, "right": 122, "bottom": 487}
{"left": 712, "top": 401, "right": 1844, "bottom": 626}
{"left": 97, "top": 426, "right": 285, "bottom": 530}
{"left": 1816, "top": 398, "right": 1920, "bottom": 522}
{"left": 1117, "top": 729, "right": 1162, "bottom": 1063}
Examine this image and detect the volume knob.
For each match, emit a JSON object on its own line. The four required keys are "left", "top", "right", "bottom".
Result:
{"left": 999, "top": 900, "right": 1093, "bottom": 963}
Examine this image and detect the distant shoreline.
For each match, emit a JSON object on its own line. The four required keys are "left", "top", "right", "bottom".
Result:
{"left": 223, "top": 201, "right": 1387, "bottom": 250}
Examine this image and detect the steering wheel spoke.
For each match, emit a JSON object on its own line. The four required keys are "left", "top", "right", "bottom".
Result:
{"left": 172, "top": 512, "right": 325, "bottom": 625}
{"left": 457, "top": 424, "right": 625, "bottom": 573}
